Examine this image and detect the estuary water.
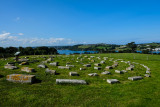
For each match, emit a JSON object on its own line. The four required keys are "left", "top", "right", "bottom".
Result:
{"left": 57, "top": 50, "right": 98, "bottom": 55}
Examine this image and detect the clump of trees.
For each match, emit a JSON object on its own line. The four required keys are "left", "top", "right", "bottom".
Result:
{"left": 0, "top": 46, "right": 58, "bottom": 58}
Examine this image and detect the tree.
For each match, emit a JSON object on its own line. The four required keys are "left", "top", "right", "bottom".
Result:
{"left": 126, "top": 42, "right": 137, "bottom": 53}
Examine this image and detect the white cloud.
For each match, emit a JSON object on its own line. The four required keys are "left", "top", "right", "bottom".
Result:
{"left": 0, "top": 32, "right": 76, "bottom": 47}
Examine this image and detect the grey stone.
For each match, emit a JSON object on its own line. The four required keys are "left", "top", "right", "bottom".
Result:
{"left": 105, "top": 66, "right": 113, "bottom": 70}
{"left": 37, "top": 64, "right": 47, "bottom": 68}
{"left": 107, "top": 79, "right": 119, "bottom": 84}
{"left": 45, "top": 68, "right": 56, "bottom": 74}
{"left": 56, "top": 79, "right": 87, "bottom": 84}
{"left": 88, "top": 73, "right": 98, "bottom": 76}
{"left": 69, "top": 72, "right": 79, "bottom": 76}
{"left": 66, "top": 65, "right": 75, "bottom": 67}
{"left": 122, "top": 70, "right": 128, "bottom": 73}
{"left": 94, "top": 67, "right": 101, "bottom": 70}
{"left": 6, "top": 74, "right": 35, "bottom": 83}
{"left": 49, "top": 62, "right": 59, "bottom": 66}
{"left": 58, "top": 66, "right": 70, "bottom": 69}
{"left": 94, "top": 63, "right": 101, "bottom": 66}
{"left": 126, "top": 67, "right": 134, "bottom": 71}
{"left": 83, "top": 64, "right": 91, "bottom": 67}
{"left": 100, "top": 61, "right": 105, "bottom": 64}
{"left": 128, "top": 76, "right": 143, "bottom": 81}
{"left": 101, "top": 71, "right": 111, "bottom": 75}
{"left": 4, "top": 64, "right": 17, "bottom": 70}
{"left": 80, "top": 68, "right": 86, "bottom": 70}
{"left": 115, "top": 70, "right": 123, "bottom": 74}
{"left": 146, "top": 70, "right": 151, "bottom": 74}
{"left": 21, "top": 67, "right": 35, "bottom": 72}
{"left": 144, "top": 74, "right": 151, "bottom": 77}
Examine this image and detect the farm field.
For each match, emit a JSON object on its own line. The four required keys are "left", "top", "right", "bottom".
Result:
{"left": 0, "top": 53, "right": 160, "bottom": 107}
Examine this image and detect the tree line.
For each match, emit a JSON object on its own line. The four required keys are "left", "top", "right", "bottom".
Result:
{"left": 0, "top": 46, "right": 58, "bottom": 58}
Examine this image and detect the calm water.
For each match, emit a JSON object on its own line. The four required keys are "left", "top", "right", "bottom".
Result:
{"left": 57, "top": 50, "right": 98, "bottom": 55}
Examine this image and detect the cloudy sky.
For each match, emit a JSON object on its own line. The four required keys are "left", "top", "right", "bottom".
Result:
{"left": 0, "top": 0, "right": 160, "bottom": 47}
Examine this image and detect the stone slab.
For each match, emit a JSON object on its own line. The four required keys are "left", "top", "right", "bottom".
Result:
{"left": 56, "top": 79, "right": 87, "bottom": 84}
{"left": 107, "top": 79, "right": 119, "bottom": 84}
{"left": 128, "top": 76, "right": 143, "bottom": 81}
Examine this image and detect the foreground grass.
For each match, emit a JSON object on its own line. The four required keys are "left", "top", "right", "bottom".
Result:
{"left": 0, "top": 53, "right": 160, "bottom": 106}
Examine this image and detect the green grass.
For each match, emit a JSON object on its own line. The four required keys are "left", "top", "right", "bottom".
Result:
{"left": 0, "top": 53, "right": 160, "bottom": 106}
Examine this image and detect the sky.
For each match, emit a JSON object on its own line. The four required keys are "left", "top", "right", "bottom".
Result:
{"left": 0, "top": 0, "right": 160, "bottom": 47}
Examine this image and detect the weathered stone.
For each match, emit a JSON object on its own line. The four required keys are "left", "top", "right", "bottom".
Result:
{"left": 47, "top": 57, "right": 53, "bottom": 62}
{"left": 80, "top": 68, "right": 86, "bottom": 70}
{"left": 128, "top": 76, "right": 143, "bottom": 81}
{"left": 19, "top": 62, "right": 29, "bottom": 65}
{"left": 101, "top": 71, "right": 111, "bottom": 75}
{"left": 88, "top": 73, "right": 98, "bottom": 76}
{"left": 115, "top": 70, "right": 123, "bottom": 74}
{"left": 105, "top": 66, "right": 113, "bottom": 70}
{"left": 144, "top": 74, "right": 151, "bottom": 77}
{"left": 19, "top": 58, "right": 29, "bottom": 62}
{"left": 37, "top": 64, "right": 47, "bottom": 68}
{"left": 21, "top": 67, "right": 35, "bottom": 72}
{"left": 49, "top": 62, "right": 59, "bottom": 66}
{"left": 69, "top": 72, "right": 79, "bottom": 76}
{"left": 4, "top": 64, "right": 17, "bottom": 70}
{"left": 100, "top": 61, "right": 105, "bottom": 64}
{"left": 56, "top": 79, "right": 87, "bottom": 84}
{"left": 90, "top": 56, "right": 95, "bottom": 58}
{"left": 58, "top": 66, "right": 70, "bottom": 69}
{"left": 45, "top": 68, "right": 56, "bottom": 74}
{"left": 146, "top": 70, "right": 151, "bottom": 74}
{"left": 83, "top": 64, "right": 91, "bottom": 67}
{"left": 94, "top": 63, "right": 101, "bottom": 66}
{"left": 94, "top": 67, "right": 101, "bottom": 70}
{"left": 6, "top": 74, "right": 35, "bottom": 83}
{"left": 126, "top": 67, "right": 134, "bottom": 71}
{"left": 122, "top": 70, "right": 128, "bottom": 73}
{"left": 107, "top": 79, "right": 119, "bottom": 84}
{"left": 66, "top": 65, "right": 75, "bottom": 67}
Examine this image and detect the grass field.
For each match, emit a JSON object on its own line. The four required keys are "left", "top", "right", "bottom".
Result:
{"left": 0, "top": 53, "right": 160, "bottom": 107}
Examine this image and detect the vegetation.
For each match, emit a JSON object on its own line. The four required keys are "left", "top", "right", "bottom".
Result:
{"left": 0, "top": 53, "right": 160, "bottom": 106}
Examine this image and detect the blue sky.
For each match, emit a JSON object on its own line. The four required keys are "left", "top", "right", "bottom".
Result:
{"left": 0, "top": 0, "right": 160, "bottom": 47}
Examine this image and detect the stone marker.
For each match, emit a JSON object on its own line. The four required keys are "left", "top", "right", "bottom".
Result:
{"left": 19, "top": 62, "right": 29, "bottom": 65}
{"left": 83, "top": 64, "right": 91, "bottom": 67}
{"left": 37, "top": 64, "right": 47, "bottom": 68}
{"left": 58, "top": 66, "right": 70, "bottom": 69}
{"left": 101, "top": 71, "right": 111, "bottom": 75}
{"left": 69, "top": 72, "right": 79, "bottom": 76}
{"left": 88, "top": 73, "right": 98, "bottom": 76}
{"left": 107, "top": 79, "right": 119, "bottom": 84}
{"left": 144, "top": 74, "right": 151, "bottom": 77}
{"left": 115, "top": 70, "right": 123, "bottom": 74}
{"left": 94, "top": 63, "right": 101, "bottom": 66}
{"left": 66, "top": 65, "right": 75, "bottom": 67}
{"left": 56, "top": 79, "right": 87, "bottom": 84}
{"left": 45, "top": 68, "right": 56, "bottom": 74}
{"left": 126, "top": 67, "right": 133, "bottom": 71}
{"left": 94, "top": 67, "right": 101, "bottom": 70}
{"left": 146, "top": 70, "right": 151, "bottom": 74}
{"left": 100, "top": 61, "right": 105, "bottom": 64}
{"left": 122, "top": 70, "right": 128, "bottom": 73}
{"left": 128, "top": 76, "right": 143, "bottom": 81}
{"left": 6, "top": 74, "right": 35, "bottom": 83}
{"left": 4, "top": 64, "right": 17, "bottom": 70}
{"left": 105, "top": 66, "right": 113, "bottom": 70}
{"left": 49, "top": 62, "right": 59, "bottom": 66}
{"left": 80, "top": 68, "right": 86, "bottom": 70}
{"left": 21, "top": 67, "right": 35, "bottom": 72}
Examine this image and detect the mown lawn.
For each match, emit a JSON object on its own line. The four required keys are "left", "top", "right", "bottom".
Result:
{"left": 0, "top": 53, "right": 160, "bottom": 107}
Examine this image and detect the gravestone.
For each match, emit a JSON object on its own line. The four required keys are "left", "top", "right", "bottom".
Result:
{"left": 19, "top": 62, "right": 29, "bottom": 65}
{"left": 56, "top": 79, "right": 87, "bottom": 84}
{"left": 146, "top": 71, "right": 151, "bottom": 74}
{"left": 105, "top": 66, "right": 113, "bottom": 70}
{"left": 58, "top": 66, "right": 70, "bottom": 69}
{"left": 88, "top": 73, "right": 98, "bottom": 76}
{"left": 66, "top": 65, "right": 75, "bottom": 67}
{"left": 83, "top": 64, "right": 91, "bottom": 67}
{"left": 21, "top": 67, "right": 35, "bottom": 72}
{"left": 126, "top": 67, "right": 134, "bottom": 71}
{"left": 45, "top": 68, "right": 56, "bottom": 75}
{"left": 107, "top": 79, "right": 119, "bottom": 84}
{"left": 4, "top": 64, "right": 17, "bottom": 70}
{"left": 6, "top": 74, "right": 35, "bottom": 83}
{"left": 37, "top": 64, "right": 47, "bottom": 68}
{"left": 80, "top": 68, "right": 86, "bottom": 70}
{"left": 49, "top": 62, "right": 59, "bottom": 66}
{"left": 115, "top": 70, "right": 123, "bottom": 74}
{"left": 100, "top": 61, "right": 105, "bottom": 64}
{"left": 144, "top": 74, "right": 151, "bottom": 77}
{"left": 69, "top": 72, "right": 79, "bottom": 76}
{"left": 101, "top": 71, "right": 111, "bottom": 75}
{"left": 94, "top": 63, "right": 101, "bottom": 66}
{"left": 128, "top": 76, "right": 143, "bottom": 81}
{"left": 94, "top": 67, "right": 101, "bottom": 70}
